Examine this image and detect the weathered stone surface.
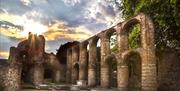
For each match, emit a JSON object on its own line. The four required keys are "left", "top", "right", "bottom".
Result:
{"left": 44, "top": 53, "right": 62, "bottom": 83}
{"left": 157, "top": 49, "right": 180, "bottom": 91}
{"left": 0, "top": 47, "right": 22, "bottom": 91}
{"left": 79, "top": 41, "right": 88, "bottom": 81}
{"left": 2, "top": 13, "right": 180, "bottom": 91}
{"left": 64, "top": 13, "right": 159, "bottom": 91}
{"left": 88, "top": 38, "right": 98, "bottom": 87}
{"left": 0, "top": 33, "right": 46, "bottom": 91}
{"left": 71, "top": 45, "right": 80, "bottom": 84}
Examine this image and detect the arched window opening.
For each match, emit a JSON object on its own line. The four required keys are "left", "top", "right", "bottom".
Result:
{"left": 128, "top": 24, "right": 141, "bottom": 49}
{"left": 110, "top": 32, "right": 118, "bottom": 54}
{"left": 96, "top": 38, "right": 101, "bottom": 86}
{"left": 126, "top": 53, "right": 142, "bottom": 91}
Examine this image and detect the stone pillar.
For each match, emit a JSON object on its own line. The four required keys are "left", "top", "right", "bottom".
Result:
{"left": 52, "top": 70, "right": 61, "bottom": 83}
{"left": 2, "top": 47, "right": 22, "bottom": 91}
{"left": 32, "top": 62, "right": 44, "bottom": 85}
{"left": 117, "top": 65, "right": 129, "bottom": 91}
{"left": 71, "top": 46, "right": 79, "bottom": 84}
{"left": 79, "top": 42, "right": 88, "bottom": 81}
{"left": 115, "top": 24, "right": 129, "bottom": 90}
{"left": 3, "top": 64, "right": 22, "bottom": 91}
{"left": 66, "top": 49, "right": 72, "bottom": 83}
{"left": 100, "top": 34, "right": 111, "bottom": 88}
{"left": 141, "top": 63, "right": 157, "bottom": 91}
{"left": 140, "top": 14, "right": 157, "bottom": 91}
{"left": 88, "top": 39, "right": 97, "bottom": 87}
{"left": 141, "top": 39, "right": 157, "bottom": 91}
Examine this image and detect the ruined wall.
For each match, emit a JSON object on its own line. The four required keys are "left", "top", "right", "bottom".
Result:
{"left": 64, "top": 13, "right": 158, "bottom": 91}
{"left": 157, "top": 49, "right": 180, "bottom": 91}
{"left": 44, "top": 53, "right": 62, "bottom": 83}
{"left": 56, "top": 41, "right": 79, "bottom": 82}
{"left": 0, "top": 33, "right": 46, "bottom": 91}
{"left": 0, "top": 47, "right": 22, "bottom": 91}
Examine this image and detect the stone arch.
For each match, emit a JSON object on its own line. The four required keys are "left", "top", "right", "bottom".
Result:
{"left": 121, "top": 49, "right": 142, "bottom": 91}
{"left": 72, "top": 62, "right": 79, "bottom": 84}
{"left": 121, "top": 13, "right": 155, "bottom": 51}
{"left": 104, "top": 28, "right": 117, "bottom": 39}
{"left": 116, "top": 13, "right": 157, "bottom": 91}
{"left": 105, "top": 28, "right": 118, "bottom": 55}
{"left": 89, "top": 35, "right": 100, "bottom": 47}
{"left": 104, "top": 54, "right": 118, "bottom": 88}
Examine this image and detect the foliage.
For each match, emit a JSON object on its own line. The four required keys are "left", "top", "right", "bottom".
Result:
{"left": 121, "top": 0, "right": 180, "bottom": 49}
{"left": 110, "top": 34, "right": 118, "bottom": 53}
{"left": 128, "top": 24, "right": 140, "bottom": 49}
{"left": 110, "top": 24, "right": 141, "bottom": 53}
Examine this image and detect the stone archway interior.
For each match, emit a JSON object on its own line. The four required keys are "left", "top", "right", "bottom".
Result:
{"left": 109, "top": 57, "right": 117, "bottom": 87}
{"left": 74, "top": 63, "right": 79, "bottom": 82}
{"left": 19, "top": 51, "right": 30, "bottom": 83}
{"left": 127, "top": 54, "right": 141, "bottom": 91}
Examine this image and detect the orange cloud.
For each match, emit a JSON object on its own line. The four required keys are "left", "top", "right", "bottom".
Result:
{"left": 0, "top": 28, "right": 26, "bottom": 40}
{"left": 0, "top": 52, "right": 9, "bottom": 59}
{"left": 43, "top": 21, "right": 93, "bottom": 41}
{"left": 43, "top": 29, "right": 92, "bottom": 41}
{"left": 0, "top": 13, "right": 93, "bottom": 41}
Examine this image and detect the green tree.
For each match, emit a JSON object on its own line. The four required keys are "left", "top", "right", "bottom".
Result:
{"left": 121, "top": 0, "right": 180, "bottom": 49}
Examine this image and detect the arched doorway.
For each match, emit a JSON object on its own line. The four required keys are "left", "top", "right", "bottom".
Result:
{"left": 19, "top": 51, "right": 30, "bottom": 83}
{"left": 72, "top": 62, "right": 79, "bottom": 84}
{"left": 105, "top": 55, "right": 117, "bottom": 88}
{"left": 124, "top": 52, "right": 142, "bottom": 91}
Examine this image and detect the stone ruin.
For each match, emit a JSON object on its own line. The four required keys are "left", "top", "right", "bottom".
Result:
{"left": 61, "top": 13, "right": 180, "bottom": 91}
{"left": 0, "top": 33, "right": 64, "bottom": 91}
{"left": 0, "top": 13, "right": 179, "bottom": 91}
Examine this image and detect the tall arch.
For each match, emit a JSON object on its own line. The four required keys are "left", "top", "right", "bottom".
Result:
{"left": 71, "top": 45, "right": 80, "bottom": 84}
{"left": 88, "top": 36, "right": 99, "bottom": 87}
{"left": 122, "top": 50, "right": 142, "bottom": 91}
{"left": 115, "top": 13, "right": 157, "bottom": 91}
{"left": 72, "top": 62, "right": 79, "bottom": 84}
{"left": 104, "top": 54, "right": 118, "bottom": 88}
{"left": 79, "top": 41, "right": 89, "bottom": 81}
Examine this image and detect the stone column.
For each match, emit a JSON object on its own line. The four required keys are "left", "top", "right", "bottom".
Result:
{"left": 32, "top": 62, "right": 44, "bottom": 85}
{"left": 140, "top": 14, "right": 157, "bottom": 91}
{"left": 71, "top": 46, "right": 79, "bottom": 84}
{"left": 79, "top": 42, "right": 88, "bottom": 81}
{"left": 100, "top": 34, "right": 111, "bottom": 88}
{"left": 115, "top": 24, "right": 129, "bottom": 91}
{"left": 2, "top": 47, "right": 22, "bottom": 91}
{"left": 88, "top": 38, "right": 97, "bottom": 87}
{"left": 66, "top": 49, "right": 72, "bottom": 83}
{"left": 117, "top": 65, "right": 129, "bottom": 91}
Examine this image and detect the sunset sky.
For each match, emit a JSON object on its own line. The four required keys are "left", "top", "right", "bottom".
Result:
{"left": 0, "top": 0, "right": 123, "bottom": 59}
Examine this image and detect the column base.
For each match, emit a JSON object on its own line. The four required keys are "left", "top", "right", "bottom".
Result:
{"left": 88, "top": 68, "right": 96, "bottom": 87}
{"left": 118, "top": 87, "right": 128, "bottom": 91}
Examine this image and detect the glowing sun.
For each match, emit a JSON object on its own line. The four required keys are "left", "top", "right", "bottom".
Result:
{"left": 18, "top": 16, "right": 48, "bottom": 37}
{"left": 22, "top": 20, "right": 48, "bottom": 36}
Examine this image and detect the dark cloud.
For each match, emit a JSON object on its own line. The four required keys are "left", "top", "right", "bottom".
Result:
{"left": 0, "top": 0, "right": 33, "bottom": 15}
{"left": 45, "top": 38, "right": 74, "bottom": 53}
{"left": 0, "top": 34, "right": 19, "bottom": 52}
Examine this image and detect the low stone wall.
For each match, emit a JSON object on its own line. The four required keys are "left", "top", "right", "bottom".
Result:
{"left": 157, "top": 49, "right": 180, "bottom": 91}
{"left": 0, "top": 63, "right": 22, "bottom": 91}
